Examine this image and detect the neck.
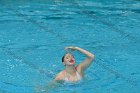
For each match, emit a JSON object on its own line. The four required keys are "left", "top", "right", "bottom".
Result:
{"left": 65, "top": 65, "right": 76, "bottom": 75}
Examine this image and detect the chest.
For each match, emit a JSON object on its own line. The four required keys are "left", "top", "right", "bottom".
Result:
{"left": 65, "top": 72, "right": 82, "bottom": 82}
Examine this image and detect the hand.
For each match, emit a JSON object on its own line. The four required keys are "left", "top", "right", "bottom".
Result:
{"left": 65, "top": 46, "right": 77, "bottom": 52}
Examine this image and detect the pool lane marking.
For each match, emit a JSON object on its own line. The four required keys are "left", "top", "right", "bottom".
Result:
{"left": 1, "top": 1, "right": 137, "bottom": 87}
{"left": 11, "top": 8, "right": 68, "bottom": 42}
{"left": 0, "top": 46, "right": 55, "bottom": 88}
{"left": 0, "top": 7, "right": 67, "bottom": 86}
{"left": 68, "top": 0, "right": 137, "bottom": 86}
{"left": 2, "top": 47, "right": 54, "bottom": 78}
{"left": 1, "top": 6, "right": 68, "bottom": 80}
{"left": 94, "top": 59, "right": 137, "bottom": 86}
{"left": 51, "top": 0, "right": 137, "bottom": 86}
{"left": 71, "top": 0, "right": 136, "bottom": 42}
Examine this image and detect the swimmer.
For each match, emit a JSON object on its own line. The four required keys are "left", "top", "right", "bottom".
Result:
{"left": 35, "top": 46, "right": 94, "bottom": 92}
{"left": 54, "top": 46, "right": 94, "bottom": 82}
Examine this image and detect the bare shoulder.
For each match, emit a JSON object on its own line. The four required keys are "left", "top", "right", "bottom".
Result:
{"left": 54, "top": 70, "right": 65, "bottom": 80}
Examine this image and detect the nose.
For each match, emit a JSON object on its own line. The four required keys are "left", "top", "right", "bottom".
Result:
{"left": 71, "top": 58, "right": 74, "bottom": 61}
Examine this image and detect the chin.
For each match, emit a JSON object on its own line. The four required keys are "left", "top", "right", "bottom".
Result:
{"left": 65, "top": 61, "right": 75, "bottom": 66}
{"left": 68, "top": 62, "right": 75, "bottom": 66}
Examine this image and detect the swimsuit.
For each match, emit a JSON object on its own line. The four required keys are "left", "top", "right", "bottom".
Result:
{"left": 64, "top": 68, "right": 82, "bottom": 82}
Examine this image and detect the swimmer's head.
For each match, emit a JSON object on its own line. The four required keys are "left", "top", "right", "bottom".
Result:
{"left": 62, "top": 53, "right": 75, "bottom": 66}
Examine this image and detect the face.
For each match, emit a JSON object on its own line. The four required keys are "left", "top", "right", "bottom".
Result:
{"left": 63, "top": 53, "right": 75, "bottom": 66}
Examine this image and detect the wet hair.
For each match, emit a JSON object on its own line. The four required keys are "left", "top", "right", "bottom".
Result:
{"left": 62, "top": 54, "right": 66, "bottom": 62}
{"left": 62, "top": 55, "right": 65, "bottom": 62}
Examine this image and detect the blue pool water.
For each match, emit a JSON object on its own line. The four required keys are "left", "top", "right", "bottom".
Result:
{"left": 0, "top": 0, "right": 140, "bottom": 93}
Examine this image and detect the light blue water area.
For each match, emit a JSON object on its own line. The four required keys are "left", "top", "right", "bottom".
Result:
{"left": 0, "top": 0, "right": 140, "bottom": 93}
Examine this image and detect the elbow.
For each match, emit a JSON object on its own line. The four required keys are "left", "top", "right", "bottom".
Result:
{"left": 89, "top": 54, "right": 94, "bottom": 60}
{"left": 91, "top": 54, "right": 94, "bottom": 60}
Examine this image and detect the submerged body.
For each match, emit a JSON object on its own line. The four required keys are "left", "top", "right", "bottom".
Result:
{"left": 35, "top": 46, "right": 94, "bottom": 92}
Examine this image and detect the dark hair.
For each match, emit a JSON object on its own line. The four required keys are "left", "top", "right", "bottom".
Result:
{"left": 62, "top": 54, "right": 66, "bottom": 62}
{"left": 62, "top": 53, "right": 67, "bottom": 62}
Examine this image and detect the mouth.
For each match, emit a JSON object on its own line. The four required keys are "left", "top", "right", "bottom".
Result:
{"left": 69, "top": 59, "right": 74, "bottom": 63}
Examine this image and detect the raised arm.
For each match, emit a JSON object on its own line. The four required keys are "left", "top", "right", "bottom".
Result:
{"left": 65, "top": 46, "right": 94, "bottom": 71}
